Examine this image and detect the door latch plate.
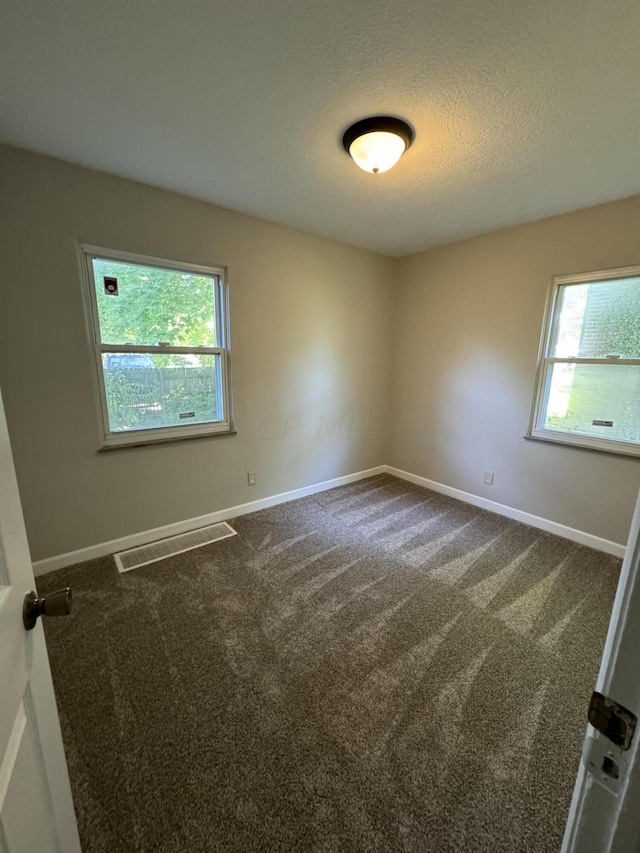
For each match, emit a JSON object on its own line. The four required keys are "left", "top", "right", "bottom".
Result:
{"left": 582, "top": 736, "right": 627, "bottom": 794}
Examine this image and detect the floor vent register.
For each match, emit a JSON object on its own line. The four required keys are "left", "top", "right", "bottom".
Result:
{"left": 114, "top": 522, "right": 237, "bottom": 573}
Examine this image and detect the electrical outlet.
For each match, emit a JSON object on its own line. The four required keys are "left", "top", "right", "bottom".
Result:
{"left": 247, "top": 472, "right": 257, "bottom": 486}
{"left": 483, "top": 471, "right": 494, "bottom": 485}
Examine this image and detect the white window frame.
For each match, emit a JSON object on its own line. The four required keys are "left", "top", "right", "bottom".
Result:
{"left": 528, "top": 264, "right": 640, "bottom": 457}
{"left": 79, "top": 244, "right": 234, "bottom": 449}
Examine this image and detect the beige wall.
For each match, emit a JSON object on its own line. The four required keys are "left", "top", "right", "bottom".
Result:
{"left": 0, "top": 146, "right": 394, "bottom": 561}
{"left": 389, "top": 198, "right": 640, "bottom": 546}
{"left": 1, "top": 145, "right": 639, "bottom": 561}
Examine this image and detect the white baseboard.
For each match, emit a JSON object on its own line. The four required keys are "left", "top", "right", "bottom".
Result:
{"left": 384, "top": 465, "right": 626, "bottom": 558}
{"left": 32, "top": 465, "right": 386, "bottom": 576}
{"left": 33, "top": 461, "right": 625, "bottom": 575}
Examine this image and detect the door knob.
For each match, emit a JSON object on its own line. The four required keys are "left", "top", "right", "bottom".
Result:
{"left": 23, "top": 587, "right": 72, "bottom": 631}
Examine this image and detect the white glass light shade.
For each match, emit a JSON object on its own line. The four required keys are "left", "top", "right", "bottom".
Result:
{"left": 348, "top": 130, "right": 407, "bottom": 174}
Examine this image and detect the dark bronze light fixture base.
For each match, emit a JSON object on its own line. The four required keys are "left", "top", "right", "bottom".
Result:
{"left": 342, "top": 116, "right": 414, "bottom": 154}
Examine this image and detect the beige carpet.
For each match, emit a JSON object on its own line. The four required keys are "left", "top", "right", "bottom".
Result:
{"left": 37, "top": 474, "right": 620, "bottom": 852}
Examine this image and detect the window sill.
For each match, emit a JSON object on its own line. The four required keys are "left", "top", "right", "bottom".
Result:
{"left": 524, "top": 431, "right": 640, "bottom": 459}
{"left": 99, "top": 428, "right": 237, "bottom": 452}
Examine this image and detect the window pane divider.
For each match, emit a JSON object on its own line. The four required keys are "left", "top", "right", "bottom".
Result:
{"left": 546, "top": 357, "right": 640, "bottom": 366}
{"left": 98, "top": 344, "right": 224, "bottom": 355}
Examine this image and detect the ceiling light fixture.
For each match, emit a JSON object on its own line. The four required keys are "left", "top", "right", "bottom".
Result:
{"left": 342, "top": 116, "right": 414, "bottom": 174}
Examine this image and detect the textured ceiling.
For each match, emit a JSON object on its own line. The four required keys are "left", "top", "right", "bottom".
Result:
{"left": 1, "top": 0, "right": 639, "bottom": 257}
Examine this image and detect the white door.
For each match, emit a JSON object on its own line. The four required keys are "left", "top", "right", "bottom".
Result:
{"left": 0, "top": 387, "right": 81, "bottom": 853}
{"left": 562, "top": 486, "right": 640, "bottom": 853}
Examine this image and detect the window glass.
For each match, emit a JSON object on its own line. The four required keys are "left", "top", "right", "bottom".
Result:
{"left": 102, "top": 352, "right": 222, "bottom": 432}
{"left": 543, "top": 363, "right": 640, "bottom": 444}
{"left": 93, "top": 258, "right": 218, "bottom": 347}
{"left": 553, "top": 278, "right": 640, "bottom": 359}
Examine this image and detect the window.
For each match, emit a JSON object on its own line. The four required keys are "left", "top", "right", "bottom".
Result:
{"left": 529, "top": 265, "right": 640, "bottom": 456}
{"left": 80, "top": 245, "right": 233, "bottom": 448}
